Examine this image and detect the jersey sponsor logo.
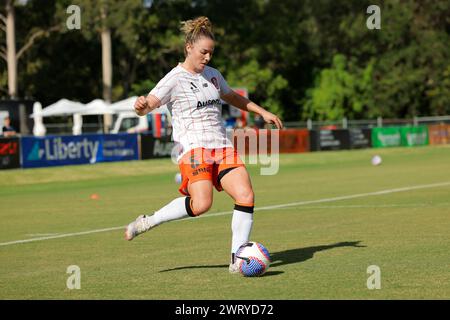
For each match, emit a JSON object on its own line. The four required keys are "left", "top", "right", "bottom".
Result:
{"left": 196, "top": 99, "right": 221, "bottom": 109}
{"left": 211, "top": 77, "right": 219, "bottom": 89}
{"left": 190, "top": 82, "right": 200, "bottom": 93}
{"left": 192, "top": 167, "right": 211, "bottom": 176}
{"left": 190, "top": 155, "right": 200, "bottom": 169}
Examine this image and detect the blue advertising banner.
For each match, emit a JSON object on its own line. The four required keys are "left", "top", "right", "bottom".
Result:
{"left": 21, "top": 133, "right": 138, "bottom": 168}
{"left": 101, "top": 134, "right": 139, "bottom": 162}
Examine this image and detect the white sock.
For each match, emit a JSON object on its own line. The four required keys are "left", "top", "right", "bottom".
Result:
{"left": 231, "top": 205, "right": 254, "bottom": 263}
{"left": 144, "top": 197, "right": 191, "bottom": 228}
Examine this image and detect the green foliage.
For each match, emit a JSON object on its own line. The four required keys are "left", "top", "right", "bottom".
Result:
{"left": 0, "top": 68, "right": 7, "bottom": 96}
{"left": 1, "top": 0, "right": 449, "bottom": 120}
{"left": 426, "top": 65, "right": 450, "bottom": 115}
{"left": 225, "top": 59, "right": 288, "bottom": 116}
{"left": 129, "top": 79, "right": 156, "bottom": 97}
{"left": 303, "top": 55, "right": 375, "bottom": 120}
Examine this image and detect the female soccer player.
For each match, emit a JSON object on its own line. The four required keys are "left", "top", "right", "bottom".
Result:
{"left": 125, "top": 16, "right": 283, "bottom": 273}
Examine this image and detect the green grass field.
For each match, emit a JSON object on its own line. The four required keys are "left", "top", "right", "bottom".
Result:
{"left": 0, "top": 145, "right": 449, "bottom": 299}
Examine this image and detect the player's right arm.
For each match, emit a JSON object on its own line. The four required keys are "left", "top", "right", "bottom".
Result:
{"left": 136, "top": 69, "right": 177, "bottom": 116}
{"left": 134, "top": 94, "right": 161, "bottom": 116}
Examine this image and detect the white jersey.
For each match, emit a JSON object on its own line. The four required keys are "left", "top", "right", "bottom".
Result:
{"left": 150, "top": 64, "right": 233, "bottom": 160}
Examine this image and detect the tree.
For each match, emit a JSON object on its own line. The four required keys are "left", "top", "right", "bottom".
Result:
{"left": 0, "top": 0, "right": 60, "bottom": 98}
{"left": 2, "top": 0, "right": 448, "bottom": 122}
{"left": 303, "top": 54, "right": 375, "bottom": 120}
{"left": 302, "top": 0, "right": 450, "bottom": 119}
{"left": 60, "top": 0, "right": 190, "bottom": 131}
{"left": 226, "top": 59, "right": 288, "bottom": 117}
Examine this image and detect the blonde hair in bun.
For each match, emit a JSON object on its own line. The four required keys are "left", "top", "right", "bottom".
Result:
{"left": 180, "top": 16, "right": 214, "bottom": 56}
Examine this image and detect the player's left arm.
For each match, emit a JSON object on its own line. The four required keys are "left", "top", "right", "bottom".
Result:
{"left": 221, "top": 90, "right": 283, "bottom": 129}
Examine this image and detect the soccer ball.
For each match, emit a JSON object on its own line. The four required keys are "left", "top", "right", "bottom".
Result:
{"left": 235, "top": 241, "right": 271, "bottom": 277}
{"left": 371, "top": 155, "right": 382, "bottom": 166}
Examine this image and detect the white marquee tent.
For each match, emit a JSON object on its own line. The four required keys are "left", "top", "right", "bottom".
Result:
{"left": 31, "top": 97, "right": 170, "bottom": 118}
{"left": 110, "top": 96, "right": 170, "bottom": 115}
{"left": 29, "top": 97, "right": 172, "bottom": 135}
{"left": 110, "top": 96, "right": 137, "bottom": 113}
{"left": 78, "top": 99, "right": 114, "bottom": 115}
{"left": 30, "top": 99, "right": 85, "bottom": 118}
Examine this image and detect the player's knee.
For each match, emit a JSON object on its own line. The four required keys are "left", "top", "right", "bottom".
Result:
{"left": 234, "top": 189, "right": 254, "bottom": 206}
{"left": 191, "top": 197, "right": 212, "bottom": 216}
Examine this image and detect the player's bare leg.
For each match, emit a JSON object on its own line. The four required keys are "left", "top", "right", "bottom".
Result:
{"left": 125, "top": 180, "right": 213, "bottom": 240}
{"left": 187, "top": 180, "right": 214, "bottom": 216}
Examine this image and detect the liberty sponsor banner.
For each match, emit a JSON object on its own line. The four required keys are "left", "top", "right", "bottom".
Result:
{"left": 350, "top": 128, "right": 372, "bottom": 149}
{"left": 22, "top": 135, "right": 100, "bottom": 168}
{"left": 371, "top": 127, "right": 401, "bottom": 148}
{"left": 428, "top": 124, "right": 450, "bottom": 145}
{"left": 21, "top": 134, "right": 138, "bottom": 168}
{"left": 101, "top": 133, "right": 139, "bottom": 162}
{"left": 309, "top": 130, "right": 351, "bottom": 151}
{"left": 400, "top": 126, "right": 429, "bottom": 146}
{"left": 0, "top": 137, "right": 21, "bottom": 169}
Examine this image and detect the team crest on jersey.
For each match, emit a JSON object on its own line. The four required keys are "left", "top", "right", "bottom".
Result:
{"left": 211, "top": 77, "right": 219, "bottom": 89}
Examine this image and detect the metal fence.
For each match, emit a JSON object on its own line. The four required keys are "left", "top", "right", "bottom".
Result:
{"left": 283, "top": 115, "right": 450, "bottom": 130}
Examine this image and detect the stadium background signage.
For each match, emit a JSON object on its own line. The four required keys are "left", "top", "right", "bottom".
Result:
{"left": 0, "top": 137, "right": 21, "bottom": 170}
{"left": 372, "top": 127, "right": 402, "bottom": 148}
{"left": 21, "top": 133, "right": 138, "bottom": 168}
{"left": 275, "top": 129, "right": 310, "bottom": 153}
{"left": 140, "top": 133, "right": 174, "bottom": 159}
{"left": 428, "top": 124, "right": 450, "bottom": 145}
{"left": 372, "top": 126, "right": 429, "bottom": 148}
{"left": 400, "top": 126, "right": 429, "bottom": 146}
{"left": 309, "top": 129, "right": 351, "bottom": 151}
{"left": 350, "top": 128, "right": 372, "bottom": 149}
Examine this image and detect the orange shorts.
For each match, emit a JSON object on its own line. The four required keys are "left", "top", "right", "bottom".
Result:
{"left": 178, "top": 147, "right": 245, "bottom": 196}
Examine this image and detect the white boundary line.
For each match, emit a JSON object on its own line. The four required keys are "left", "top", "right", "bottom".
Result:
{"left": 275, "top": 203, "right": 450, "bottom": 210}
{"left": 26, "top": 233, "right": 60, "bottom": 237}
{"left": 1, "top": 181, "right": 449, "bottom": 247}
{"left": 0, "top": 227, "right": 124, "bottom": 247}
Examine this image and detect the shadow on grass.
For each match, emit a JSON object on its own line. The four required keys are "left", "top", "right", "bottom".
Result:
{"left": 270, "top": 241, "right": 366, "bottom": 268}
{"left": 159, "top": 241, "right": 365, "bottom": 274}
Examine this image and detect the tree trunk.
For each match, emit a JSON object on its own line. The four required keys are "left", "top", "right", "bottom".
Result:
{"left": 101, "top": 28, "right": 112, "bottom": 102}
{"left": 100, "top": 5, "right": 113, "bottom": 133}
{"left": 6, "top": 0, "right": 17, "bottom": 99}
